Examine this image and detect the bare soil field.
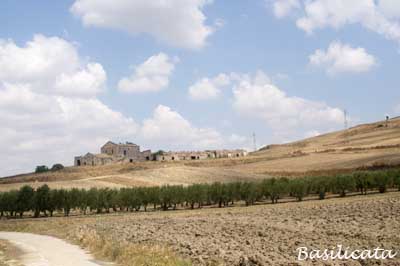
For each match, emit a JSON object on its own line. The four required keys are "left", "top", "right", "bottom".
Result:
{"left": 1, "top": 118, "right": 400, "bottom": 191}
{"left": 0, "top": 192, "right": 399, "bottom": 266}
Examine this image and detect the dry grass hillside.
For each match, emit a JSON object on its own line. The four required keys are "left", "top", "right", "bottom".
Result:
{"left": 1, "top": 117, "right": 400, "bottom": 191}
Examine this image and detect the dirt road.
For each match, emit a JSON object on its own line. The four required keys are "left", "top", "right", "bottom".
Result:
{"left": 0, "top": 232, "right": 107, "bottom": 266}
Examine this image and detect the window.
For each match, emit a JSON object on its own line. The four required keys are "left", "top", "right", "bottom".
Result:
{"left": 124, "top": 150, "right": 127, "bottom": 156}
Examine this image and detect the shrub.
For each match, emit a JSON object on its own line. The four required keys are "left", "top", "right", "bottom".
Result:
{"left": 35, "top": 165, "right": 49, "bottom": 173}
{"left": 51, "top": 163, "right": 64, "bottom": 171}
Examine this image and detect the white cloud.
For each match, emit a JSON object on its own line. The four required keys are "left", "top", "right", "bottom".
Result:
{"left": 55, "top": 63, "right": 106, "bottom": 97}
{"left": 270, "top": 0, "right": 400, "bottom": 45}
{"left": 232, "top": 71, "right": 344, "bottom": 141}
{"left": 214, "top": 18, "right": 226, "bottom": 29}
{"left": 309, "top": 41, "right": 377, "bottom": 75}
{"left": 272, "top": 0, "right": 301, "bottom": 18}
{"left": 118, "top": 53, "right": 177, "bottom": 93}
{"left": 378, "top": 0, "right": 400, "bottom": 19}
{"left": 188, "top": 73, "right": 231, "bottom": 100}
{"left": 0, "top": 35, "right": 245, "bottom": 176}
{"left": 0, "top": 35, "right": 140, "bottom": 176}
{"left": 140, "top": 105, "right": 246, "bottom": 150}
{"left": 0, "top": 35, "right": 105, "bottom": 97}
{"left": 70, "top": 0, "right": 214, "bottom": 49}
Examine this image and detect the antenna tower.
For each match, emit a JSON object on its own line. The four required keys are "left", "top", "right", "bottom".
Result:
{"left": 252, "top": 132, "right": 257, "bottom": 152}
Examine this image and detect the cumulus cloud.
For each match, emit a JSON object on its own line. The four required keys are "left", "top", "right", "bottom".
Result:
{"left": 188, "top": 73, "right": 231, "bottom": 100}
{"left": 118, "top": 53, "right": 177, "bottom": 93}
{"left": 378, "top": 0, "right": 400, "bottom": 19}
{"left": 0, "top": 35, "right": 246, "bottom": 176}
{"left": 232, "top": 71, "right": 344, "bottom": 140}
{"left": 309, "top": 41, "right": 377, "bottom": 75}
{"left": 140, "top": 105, "right": 247, "bottom": 150}
{"left": 272, "top": 0, "right": 301, "bottom": 18}
{"left": 70, "top": 0, "right": 214, "bottom": 49}
{"left": 0, "top": 35, "right": 141, "bottom": 176}
{"left": 269, "top": 0, "right": 400, "bottom": 45}
{"left": 0, "top": 35, "right": 105, "bottom": 97}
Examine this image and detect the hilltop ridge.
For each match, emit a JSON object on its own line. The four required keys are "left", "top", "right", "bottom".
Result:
{"left": 1, "top": 117, "right": 399, "bottom": 191}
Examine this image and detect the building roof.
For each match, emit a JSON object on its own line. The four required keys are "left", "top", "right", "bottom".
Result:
{"left": 101, "top": 141, "right": 117, "bottom": 148}
{"left": 102, "top": 141, "right": 139, "bottom": 148}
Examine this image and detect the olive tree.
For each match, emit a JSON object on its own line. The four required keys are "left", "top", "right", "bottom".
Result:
{"left": 289, "top": 178, "right": 309, "bottom": 202}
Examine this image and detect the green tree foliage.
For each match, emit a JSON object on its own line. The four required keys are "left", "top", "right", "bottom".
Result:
{"left": 393, "top": 171, "right": 400, "bottom": 191}
{"left": 289, "top": 178, "right": 309, "bottom": 201}
{"left": 333, "top": 175, "right": 356, "bottom": 197}
{"left": 0, "top": 169, "right": 399, "bottom": 219}
{"left": 35, "top": 165, "right": 49, "bottom": 173}
{"left": 353, "top": 171, "right": 373, "bottom": 195}
{"left": 373, "top": 171, "right": 393, "bottom": 193}
{"left": 310, "top": 176, "right": 332, "bottom": 200}
{"left": 51, "top": 164, "right": 64, "bottom": 171}
{"left": 33, "top": 184, "right": 50, "bottom": 217}
{"left": 16, "top": 185, "right": 35, "bottom": 217}
{"left": 240, "top": 182, "right": 260, "bottom": 206}
{"left": 186, "top": 184, "right": 206, "bottom": 209}
{"left": 262, "top": 178, "right": 288, "bottom": 204}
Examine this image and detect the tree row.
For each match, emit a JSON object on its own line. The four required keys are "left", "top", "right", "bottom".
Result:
{"left": 1, "top": 169, "right": 399, "bottom": 218}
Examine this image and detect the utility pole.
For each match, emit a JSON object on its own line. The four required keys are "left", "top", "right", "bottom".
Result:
{"left": 343, "top": 109, "right": 348, "bottom": 129}
{"left": 252, "top": 132, "right": 257, "bottom": 152}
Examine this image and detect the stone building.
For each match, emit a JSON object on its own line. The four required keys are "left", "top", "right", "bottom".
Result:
{"left": 154, "top": 149, "right": 247, "bottom": 162}
{"left": 74, "top": 153, "right": 114, "bottom": 167}
{"left": 101, "top": 141, "right": 151, "bottom": 162}
{"left": 74, "top": 141, "right": 151, "bottom": 167}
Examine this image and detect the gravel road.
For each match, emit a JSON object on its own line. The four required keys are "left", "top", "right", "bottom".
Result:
{"left": 0, "top": 232, "right": 108, "bottom": 266}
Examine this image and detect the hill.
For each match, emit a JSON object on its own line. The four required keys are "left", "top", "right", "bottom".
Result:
{"left": 1, "top": 117, "right": 400, "bottom": 191}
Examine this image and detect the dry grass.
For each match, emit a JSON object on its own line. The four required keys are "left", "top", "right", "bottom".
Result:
{"left": 0, "top": 240, "right": 22, "bottom": 266}
{"left": 77, "top": 229, "right": 191, "bottom": 266}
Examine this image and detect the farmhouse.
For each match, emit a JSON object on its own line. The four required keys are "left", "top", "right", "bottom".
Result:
{"left": 154, "top": 149, "right": 247, "bottom": 161}
{"left": 74, "top": 141, "right": 151, "bottom": 167}
{"left": 75, "top": 141, "right": 248, "bottom": 166}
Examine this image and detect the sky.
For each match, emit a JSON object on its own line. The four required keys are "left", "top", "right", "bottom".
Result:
{"left": 1, "top": 0, "right": 400, "bottom": 177}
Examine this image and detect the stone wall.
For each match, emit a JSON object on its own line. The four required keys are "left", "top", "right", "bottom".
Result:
{"left": 154, "top": 149, "right": 247, "bottom": 162}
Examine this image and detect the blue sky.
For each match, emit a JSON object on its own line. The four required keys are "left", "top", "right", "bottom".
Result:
{"left": 1, "top": 0, "right": 400, "bottom": 176}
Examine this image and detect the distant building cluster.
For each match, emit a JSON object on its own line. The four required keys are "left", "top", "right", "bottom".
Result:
{"left": 74, "top": 141, "right": 248, "bottom": 167}
{"left": 154, "top": 150, "right": 247, "bottom": 161}
{"left": 74, "top": 141, "right": 151, "bottom": 167}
